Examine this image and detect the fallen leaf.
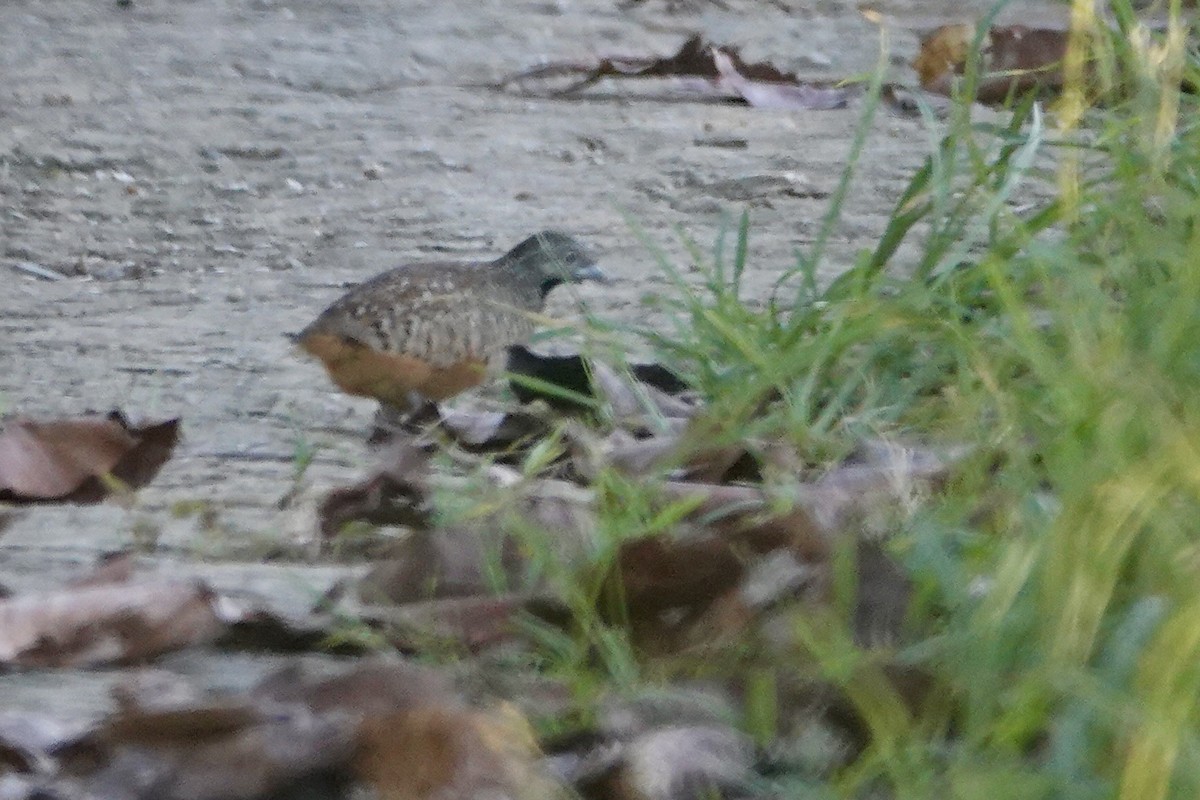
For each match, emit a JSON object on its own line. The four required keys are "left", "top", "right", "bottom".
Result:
{"left": 915, "top": 23, "right": 1069, "bottom": 104}
{"left": 0, "top": 579, "right": 223, "bottom": 668}
{"left": 111, "top": 669, "right": 213, "bottom": 714}
{"left": 851, "top": 540, "right": 913, "bottom": 649}
{"left": 362, "top": 593, "right": 564, "bottom": 653}
{"left": 606, "top": 535, "right": 745, "bottom": 624}
{"left": 579, "top": 422, "right": 762, "bottom": 484}
{"left": 560, "top": 722, "right": 754, "bottom": 800}
{"left": 659, "top": 481, "right": 826, "bottom": 559}
{"left": 627, "top": 363, "right": 691, "bottom": 396}
{"left": 499, "top": 34, "right": 723, "bottom": 96}
{"left": 590, "top": 361, "right": 697, "bottom": 428}
{"left": 64, "top": 707, "right": 356, "bottom": 800}
{"left": 506, "top": 346, "right": 694, "bottom": 422}
{"left": 0, "top": 412, "right": 180, "bottom": 504}
{"left": 356, "top": 704, "right": 558, "bottom": 800}
{"left": 319, "top": 436, "right": 433, "bottom": 537}
{"left": 569, "top": 427, "right": 675, "bottom": 481}
{"left": 548, "top": 686, "right": 750, "bottom": 798}
{"left": 500, "top": 35, "right": 853, "bottom": 110}
{"left": 258, "top": 662, "right": 560, "bottom": 799}
{"left": 613, "top": 725, "right": 755, "bottom": 800}
{"left": 252, "top": 659, "right": 459, "bottom": 718}
{"left": 880, "top": 82, "right": 956, "bottom": 117}
{"left": 357, "top": 528, "right": 528, "bottom": 605}
{"left": 0, "top": 712, "right": 93, "bottom": 776}
{"left": 0, "top": 506, "right": 22, "bottom": 536}
{"left": 655, "top": 440, "right": 961, "bottom": 560}
{"left": 55, "top": 661, "right": 461, "bottom": 799}
{"left": 438, "top": 407, "right": 549, "bottom": 451}
{"left": 325, "top": 443, "right": 598, "bottom": 564}
{"left": 913, "top": 22, "right": 974, "bottom": 89}
{"left": 712, "top": 49, "right": 849, "bottom": 110}
{"left": 506, "top": 346, "right": 595, "bottom": 412}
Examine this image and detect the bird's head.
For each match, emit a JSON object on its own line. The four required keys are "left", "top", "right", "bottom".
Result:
{"left": 504, "top": 230, "right": 607, "bottom": 297}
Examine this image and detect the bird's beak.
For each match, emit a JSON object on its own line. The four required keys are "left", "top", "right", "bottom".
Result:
{"left": 574, "top": 263, "right": 611, "bottom": 284}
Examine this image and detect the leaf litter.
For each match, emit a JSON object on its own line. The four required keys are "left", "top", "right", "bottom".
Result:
{"left": 0, "top": 378, "right": 963, "bottom": 793}
{"left": 285, "top": 338, "right": 964, "bottom": 792}
{"left": 1, "top": 659, "right": 553, "bottom": 800}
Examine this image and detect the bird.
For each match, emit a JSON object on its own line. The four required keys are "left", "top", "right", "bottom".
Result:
{"left": 296, "top": 230, "right": 605, "bottom": 416}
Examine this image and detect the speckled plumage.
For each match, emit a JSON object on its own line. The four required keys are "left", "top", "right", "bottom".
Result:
{"left": 297, "top": 231, "right": 599, "bottom": 407}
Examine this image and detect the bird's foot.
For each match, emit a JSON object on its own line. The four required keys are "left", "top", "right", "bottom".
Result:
{"left": 369, "top": 396, "right": 440, "bottom": 445}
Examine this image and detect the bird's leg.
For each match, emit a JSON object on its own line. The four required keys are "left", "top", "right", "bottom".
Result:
{"left": 369, "top": 392, "right": 441, "bottom": 443}
{"left": 402, "top": 391, "right": 441, "bottom": 428}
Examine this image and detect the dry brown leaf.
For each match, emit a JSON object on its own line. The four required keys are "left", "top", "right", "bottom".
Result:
{"left": 438, "top": 407, "right": 549, "bottom": 451}
{"left": 63, "top": 708, "right": 356, "bottom": 800}
{"left": 362, "top": 592, "right": 563, "bottom": 653}
{"left": 712, "top": 49, "right": 849, "bottom": 110}
{"left": 255, "top": 662, "right": 559, "bottom": 800}
{"left": 58, "top": 661, "right": 464, "bottom": 799}
{"left": 570, "top": 419, "right": 779, "bottom": 486}
{"left": 607, "top": 535, "right": 745, "bottom": 625}
{"left": 589, "top": 362, "right": 697, "bottom": 429}
{"left": 0, "top": 412, "right": 179, "bottom": 504}
{"left": 0, "top": 712, "right": 93, "bottom": 776}
{"left": 357, "top": 527, "right": 527, "bottom": 605}
{"left": 913, "top": 22, "right": 974, "bottom": 88}
{"left": 551, "top": 688, "right": 752, "bottom": 799}
{"left": 659, "top": 481, "right": 826, "bottom": 559}
{"left": 500, "top": 34, "right": 852, "bottom": 110}
{"left": 92, "top": 705, "right": 268, "bottom": 749}
{"left": 14, "top": 661, "right": 484, "bottom": 800}
{"left": 915, "top": 23, "right": 1069, "bottom": 104}
{"left": 0, "top": 579, "right": 223, "bottom": 668}
{"left": 252, "top": 659, "right": 459, "bottom": 718}
{"left": 656, "top": 441, "right": 959, "bottom": 560}
{"left": 852, "top": 540, "right": 913, "bottom": 649}
{"left": 567, "top": 427, "right": 669, "bottom": 480}
{"left": 319, "top": 436, "right": 433, "bottom": 537}
{"left": 356, "top": 704, "right": 558, "bottom": 800}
